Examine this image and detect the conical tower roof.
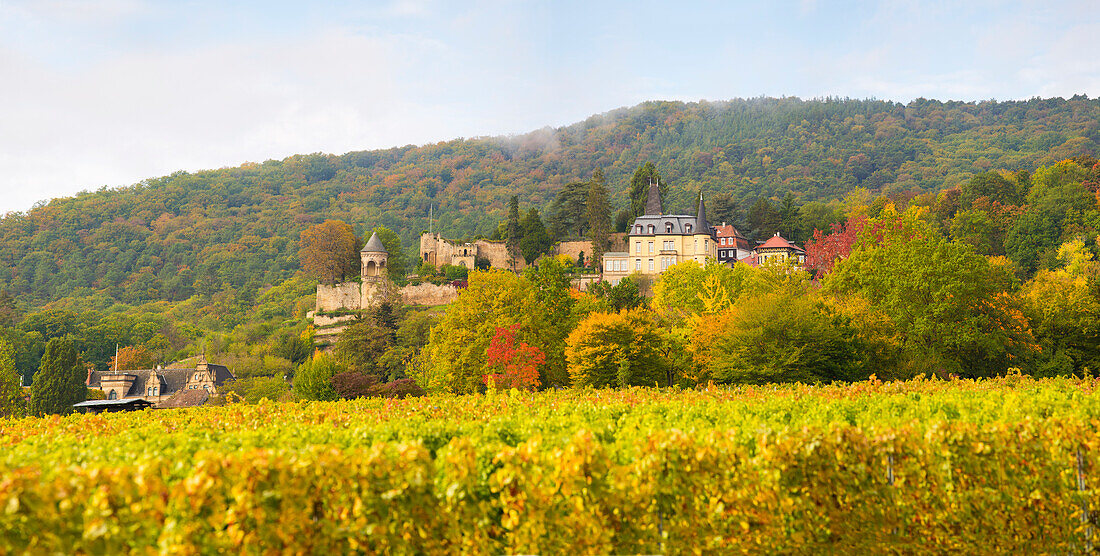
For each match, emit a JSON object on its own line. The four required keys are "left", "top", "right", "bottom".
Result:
{"left": 361, "top": 232, "right": 386, "bottom": 253}
{"left": 694, "top": 192, "right": 709, "bottom": 234}
{"left": 644, "top": 179, "right": 662, "bottom": 215}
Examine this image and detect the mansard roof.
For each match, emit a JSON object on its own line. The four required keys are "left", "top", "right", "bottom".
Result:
{"left": 361, "top": 232, "right": 387, "bottom": 253}
{"left": 87, "top": 363, "right": 234, "bottom": 398}
{"left": 628, "top": 214, "right": 706, "bottom": 236}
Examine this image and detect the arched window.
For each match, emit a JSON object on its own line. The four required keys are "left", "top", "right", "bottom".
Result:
{"left": 108, "top": 390, "right": 117, "bottom": 400}
{"left": 665, "top": 223, "right": 673, "bottom": 233}
{"left": 636, "top": 225, "right": 643, "bottom": 234}
{"left": 647, "top": 224, "right": 655, "bottom": 234}
{"left": 685, "top": 224, "right": 693, "bottom": 234}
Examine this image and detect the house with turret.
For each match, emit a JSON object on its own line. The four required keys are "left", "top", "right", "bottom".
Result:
{"left": 601, "top": 181, "right": 717, "bottom": 285}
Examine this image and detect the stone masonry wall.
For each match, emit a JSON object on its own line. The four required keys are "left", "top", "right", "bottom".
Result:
{"left": 400, "top": 282, "right": 460, "bottom": 306}
{"left": 316, "top": 282, "right": 363, "bottom": 312}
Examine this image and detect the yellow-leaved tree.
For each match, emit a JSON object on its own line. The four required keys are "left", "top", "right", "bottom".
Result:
{"left": 565, "top": 308, "right": 667, "bottom": 388}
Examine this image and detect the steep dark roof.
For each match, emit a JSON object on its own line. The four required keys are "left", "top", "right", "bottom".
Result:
{"left": 694, "top": 193, "right": 710, "bottom": 236}
{"left": 87, "top": 364, "right": 233, "bottom": 398}
{"left": 361, "top": 232, "right": 386, "bottom": 253}
{"left": 644, "top": 180, "right": 662, "bottom": 215}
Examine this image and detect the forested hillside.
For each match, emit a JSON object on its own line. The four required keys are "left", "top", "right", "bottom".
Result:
{"left": 2, "top": 96, "right": 1098, "bottom": 311}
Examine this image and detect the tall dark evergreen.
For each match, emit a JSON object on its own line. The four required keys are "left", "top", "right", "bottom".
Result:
{"left": 747, "top": 197, "right": 781, "bottom": 241}
{"left": 547, "top": 181, "right": 589, "bottom": 239}
{"left": 28, "top": 337, "right": 86, "bottom": 416}
{"left": 0, "top": 340, "right": 24, "bottom": 418}
{"left": 629, "top": 162, "right": 665, "bottom": 218}
{"left": 586, "top": 169, "right": 612, "bottom": 269}
{"left": 520, "top": 208, "right": 551, "bottom": 264}
{"left": 506, "top": 196, "right": 522, "bottom": 270}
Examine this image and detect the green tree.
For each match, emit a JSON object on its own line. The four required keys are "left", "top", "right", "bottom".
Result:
{"left": 506, "top": 196, "right": 522, "bottom": 270}
{"left": 691, "top": 292, "right": 864, "bottom": 385}
{"left": 629, "top": 161, "right": 665, "bottom": 217}
{"left": 0, "top": 340, "right": 25, "bottom": 418}
{"left": 547, "top": 181, "right": 589, "bottom": 239}
{"left": 825, "top": 208, "right": 1035, "bottom": 377}
{"left": 519, "top": 208, "right": 551, "bottom": 264}
{"left": 28, "top": 336, "right": 86, "bottom": 416}
{"left": 523, "top": 256, "right": 578, "bottom": 387}
{"left": 586, "top": 169, "right": 612, "bottom": 269}
{"left": 709, "top": 192, "right": 740, "bottom": 227}
{"left": 292, "top": 351, "right": 343, "bottom": 401}
{"left": 1021, "top": 239, "right": 1100, "bottom": 376}
{"left": 747, "top": 197, "right": 781, "bottom": 240}
{"left": 370, "top": 226, "right": 407, "bottom": 283}
{"left": 335, "top": 319, "right": 393, "bottom": 378}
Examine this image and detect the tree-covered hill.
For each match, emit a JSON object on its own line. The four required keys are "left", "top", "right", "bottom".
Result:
{"left": 2, "top": 95, "right": 1099, "bottom": 310}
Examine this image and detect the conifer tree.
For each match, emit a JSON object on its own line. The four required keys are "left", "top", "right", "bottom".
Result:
{"left": 586, "top": 169, "right": 612, "bottom": 269}
{"left": 506, "top": 196, "right": 522, "bottom": 270}
{"left": 0, "top": 340, "right": 25, "bottom": 418}
{"left": 29, "top": 337, "right": 86, "bottom": 416}
{"left": 629, "top": 162, "right": 665, "bottom": 218}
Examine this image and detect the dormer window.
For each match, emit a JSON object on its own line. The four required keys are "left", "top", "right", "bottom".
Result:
{"left": 685, "top": 224, "right": 693, "bottom": 234}
{"left": 636, "top": 225, "right": 643, "bottom": 234}
{"left": 665, "top": 223, "right": 673, "bottom": 233}
{"left": 647, "top": 224, "right": 655, "bottom": 234}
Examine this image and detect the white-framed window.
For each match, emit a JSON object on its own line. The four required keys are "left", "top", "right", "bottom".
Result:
{"left": 635, "top": 259, "right": 641, "bottom": 270}
{"left": 648, "top": 259, "right": 654, "bottom": 271}
{"left": 635, "top": 242, "right": 641, "bottom": 254}
{"left": 606, "top": 260, "right": 613, "bottom": 272}
{"left": 648, "top": 242, "right": 654, "bottom": 253}
{"left": 685, "top": 224, "right": 693, "bottom": 234}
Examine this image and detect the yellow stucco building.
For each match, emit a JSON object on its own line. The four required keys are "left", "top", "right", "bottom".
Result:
{"left": 602, "top": 181, "right": 716, "bottom": 284}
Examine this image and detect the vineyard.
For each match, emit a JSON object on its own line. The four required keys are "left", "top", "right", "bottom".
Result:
{"left": 3, "top": 375, "right": 1100, "bottom": 553}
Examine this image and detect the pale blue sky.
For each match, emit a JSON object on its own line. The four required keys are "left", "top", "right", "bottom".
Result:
{"left": 1, "top": 0, "right": 1097, "bottom": 212}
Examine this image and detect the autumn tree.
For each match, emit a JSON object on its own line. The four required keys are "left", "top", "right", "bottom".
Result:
{"left": 566, "top": 308, "right": 667, "bottom": 388}
{"left": 0, "top": 340, "right": 25, "bottom": 418}
{"left": 803, "top": 216, "right": 865, "bottom": 278}
{"left": 629, "top": 161, "right": 665, "bottom": 217}
{"left": 335, "top": 319, "right": 393, "bottom": 378}
{"left": 690, "top": 292, "right": 864, "bottom": 385}
{"left": 825, "top": 207, "right": 1036, "bottom": 377}
{"left": 28, "top": 337, "right": 86, "bottom": 416}
{"left": 292, "top": 351, "right": 343, "bottom": 401}
{"left": 422, "top": 270, "right": 542, "bottom": 394}
{"left": 299, "top": 220, "right": 359, "bottom": 284}
{"left": 483, "top": 324, "right": 543, "bottom": 390}
{"left": 586, "top": 169, "right": 612, "bottom": 269}
{"left": 1020, "top": 238, "right": 1100, "bottom": 376}
{"left": 108, "top": 345, "right": 156, "bottom": 371}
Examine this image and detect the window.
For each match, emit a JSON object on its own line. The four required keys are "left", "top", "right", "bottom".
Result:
{"left": 108, "top": 390, "right": 117, "bottom": 400}
{"left": 648, "top": 259, "right": 654, "bottom": 271}
{"left": 648, "top": 242, "right": 654, "bottom": 253}
{"left": 694, "top": 240, "right": 698, "bottom": 252}
{"left": 636, "top": 225, "right": 643, "bottom": 234}
{"left": 635, "top": 242, "right": 641, "bottom": 254}
{"left": 665, "top": 223, "right": 673, "bottom": 233}
{"left": 635, "top": 259, "right": 641, "bottom": 270}
{"left": 606, "top": 260, "right": 613, "bottom": 272}
{"left": 647, "top": 224, "right": 655, "bottom": 234}
{"left": 685, "top": 224, "right": 692, "bottom": 234}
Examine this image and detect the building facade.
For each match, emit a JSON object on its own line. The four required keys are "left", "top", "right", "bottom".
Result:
{"left": 602, "top": 182, "right": 717, "bottom": 285}
{"left": 736, "top": 232, "right": 806, "bottom": 267}
{"left": 714, "top": 224, "right": 754, "bottom": 264}
{"left": 86, "top": 356, "right": 234, "bottom": 408}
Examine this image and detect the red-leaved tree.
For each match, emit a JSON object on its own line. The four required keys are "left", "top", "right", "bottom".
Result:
{"left": 804, "top": 216, "right": 866, "bottom": 279}
{"left": 482, "top": 324, "right": 543, "bottom": 391}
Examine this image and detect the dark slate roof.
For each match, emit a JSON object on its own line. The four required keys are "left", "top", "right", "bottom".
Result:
{"left": 628, "top": 214, "right": 714, "bottom": 237}
{"left": 694, "top": 193, "right": 710, "bottom": 236}
{"left": 361, "top": 232, "right": 386, "bottom": 253}
{"left": 158, "top": 389, "right": 210, "bottom": 409}
{"left": 87, "top": 364, "right": 234, "bottom": 398}
{"left": 644, "top": 180, "right": 662, "bottom": 215}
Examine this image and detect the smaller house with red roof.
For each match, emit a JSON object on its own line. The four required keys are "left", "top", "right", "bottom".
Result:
{"left": 714, "top": 223, "right": 754, "bottom": 264}
{"left": 737, "top": 232, "right": 806, "bottom": 268}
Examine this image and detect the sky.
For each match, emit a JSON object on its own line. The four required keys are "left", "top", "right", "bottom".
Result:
{"left": 1, "top": 0, "right": 1097, "bottom": 213}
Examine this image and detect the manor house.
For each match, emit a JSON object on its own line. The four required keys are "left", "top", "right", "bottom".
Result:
{"left": 85, "top": 355, "right": 233, "bottom": 409}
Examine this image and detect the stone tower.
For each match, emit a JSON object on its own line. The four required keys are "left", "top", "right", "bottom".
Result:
{"left": 360, "top": 231, "right": 393, "bottom": 307}
{"left": 360, "top": 232, "right": 388, "bottom": 280}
